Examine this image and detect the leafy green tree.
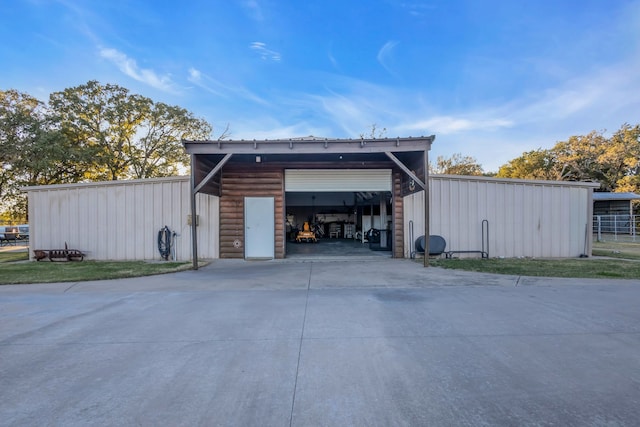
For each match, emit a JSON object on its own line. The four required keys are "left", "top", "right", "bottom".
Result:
{"left": 431, "top": 153, "right": 484, "bottom": 176}
{"left": 599, "top": 124, "right": 640, "bottom": 193}
{"left": 1, "top": 82, "right": 214, "bottom": 219}
{"left": 49, "top": 81, "right": 212, "bottom": 180}
{"left": 49, "top": 81, "right": 149, "bottom": 180}
{"left": 130, "top": 102, "right": 211, "bottom": 178}
{"left": 497, "top": 148, "right": 560, "bottom": 180}
{"left": 0, "top": 90, "right": 86, "bottom": 220}
{"left": 498, "top": 124, "right": 640, "bottom": 192}
{"left": 1, "top": 90, "right": 41, "bottom": 199}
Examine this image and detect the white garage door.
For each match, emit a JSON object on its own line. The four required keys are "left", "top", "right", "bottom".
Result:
{"left": 285, "top": 169, "right": 392, "bottom": 192}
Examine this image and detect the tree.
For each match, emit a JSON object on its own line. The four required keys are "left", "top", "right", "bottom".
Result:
{"left": 360, "top": 123, "right": 387, "bottom": 139}
{"left": 130, "top": 102, "right": 212, "bottom": 179}
{"left": 497, "top": 148, "right": 560, "bottom": 180}
{"left": 497, "top": 124, "right": 640, "bottom": 192}
{"left": 0, "top": 90, "right": 84, "bottom": 221}
{"left": 1, "top": 82, "right": 215, "bottom": 219}
{"left": 1, "top": 90, "right": 41, "bottom": 198}
{"left": 431, "top": 153, "right": 484, "bottom": 176}
{"left": 49, "top": 80, "right": 212, "bottom": 180}
{"left": 597, "top": 124, "right": 640, "bottom": 193}
{"left": 49, "top": 81, "right": 149, "bottom": 181}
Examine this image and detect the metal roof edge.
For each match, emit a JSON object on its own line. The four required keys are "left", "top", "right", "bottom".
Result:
{"left": 431, "top": 174, "right": 601, "bottom": 188}
{"left": 20, "top": 175, "right": 190, "bottom": 192}
{"left": 593, "top": 192, "right": 640, "bottom": 201}
{"left": 182, "top": 135, "right": 436, "bottom": 154}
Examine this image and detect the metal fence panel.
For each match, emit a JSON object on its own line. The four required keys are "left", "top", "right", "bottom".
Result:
{"left": 593, "top": 215, "right": 639, "bottom": 242}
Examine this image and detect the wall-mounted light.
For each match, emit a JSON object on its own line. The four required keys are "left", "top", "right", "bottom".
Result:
{"left": 256, "top": 156, "right": 262, "bottom": 163}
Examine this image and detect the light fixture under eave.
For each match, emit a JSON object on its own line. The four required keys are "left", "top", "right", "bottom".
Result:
{"left": 256, "top": 156, "right": 261, "bottom": 163}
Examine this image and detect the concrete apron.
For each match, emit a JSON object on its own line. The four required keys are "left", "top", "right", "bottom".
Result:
{"left": 3, "top": 259, "right": 640, "bottom": 426}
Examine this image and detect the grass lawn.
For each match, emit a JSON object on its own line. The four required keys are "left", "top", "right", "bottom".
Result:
{"left": 429, "top": 257, "right": 640, "bottom": 279}
{"left": 0, "top": 252, "right": 191, "bottom": 285}
{"left": 426, "top": 239, "right": 640, "bottom": 279}
{"left": 592, "top": 240, "right": 640, "bottom": 260}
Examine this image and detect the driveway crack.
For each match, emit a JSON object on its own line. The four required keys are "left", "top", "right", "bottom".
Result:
{"left": 289, "top": 263, "right": 312, "bottom": 426}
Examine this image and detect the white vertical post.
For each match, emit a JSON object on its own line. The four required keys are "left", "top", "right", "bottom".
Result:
{"left": 423, "top": 148, "right": 430, "bottom": 267}
{"left": 190, "top": 154, "right": 199, "bottom": 270}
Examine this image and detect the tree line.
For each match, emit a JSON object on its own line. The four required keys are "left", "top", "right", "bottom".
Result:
{"left": 432, "top": 124, "right": 640, "bottom": 195}
{"left": 2, "top": 82, "right": 639, "bottom": 222}
{"left": 1, "top": 81, "right": 214, "bottom": 221}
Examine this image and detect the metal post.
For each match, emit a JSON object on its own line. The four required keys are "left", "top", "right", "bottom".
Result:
{"left": 423, "top": 148, "right": 430, "bottom": 267}
{"left": 190, "top": 154, "right": 199, "bottom": 270}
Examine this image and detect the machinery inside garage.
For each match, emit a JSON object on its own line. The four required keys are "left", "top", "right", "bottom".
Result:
{"left": 285, "top": 190, "right": 393, "bottom": 257}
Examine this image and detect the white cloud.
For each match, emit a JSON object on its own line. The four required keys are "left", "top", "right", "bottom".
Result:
{"left": 187, "top": 67, "right": 269, "bottom": 105}
{"left": 231, "top": 118, "right": 331, "bottom": 140}
{"left": 188, "top": 67, "right": 201, "bottom": 81}
{"left": 242, "top": 0, "right": 264, "bottom": 21}
{"left": 99, "top": 47, "right": 175, "bottom": 92}
{"left": 250, "top": 42, "right": 281, "bottom": 61}
{"left": 401, "top": 116, "right": 513, "bottom": 134}
{"left": 377, "top": 40, "right": 399, "bottom": 75}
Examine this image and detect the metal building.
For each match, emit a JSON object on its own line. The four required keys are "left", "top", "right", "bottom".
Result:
{"left": 404, "top": 175, "right": 598, "bottom": 258}
{"left": 23, "top": 136, "right": 599, "bottom": 264}
{"left": 25, "top": 176, "right": 219, "bottom": 261}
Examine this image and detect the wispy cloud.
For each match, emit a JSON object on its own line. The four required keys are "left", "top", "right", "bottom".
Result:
{"left": 377, "top": 40, "right": 399, "bottom": 75}
{"left": 250, "top": 42, "right": 281, "bottom": 61}
{"left": 241, "top": 0, "right": 264, "bottom": 21}
{"left": 397, "top": 2, "right": 438, "bottom": 18}
{"left": 327, "top": 50, "right": 339, "bottom": 70}
{"left": 99, "top": 47, "right": 175, "bottom": 92}
{"left": 401, "top": 116, "right": 513, "bottom": 134}
{"left": 187, "top": 67, "right": 269, "bottom": 105}
{"left": 231, "top": 118, "right": 331, "bottom": 140}
{"left": 510, "top": 59, "right": 640, "bottom": 127}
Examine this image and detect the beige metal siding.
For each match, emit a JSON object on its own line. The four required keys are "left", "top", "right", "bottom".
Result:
{"left": 26, "top": 177, "right": 219, "bottom": 261}
{"left": 403, "top": 176, "right": 596, "bottom": 258}
{"left": 285, "top": 169, "right": 392, "bottom": 192}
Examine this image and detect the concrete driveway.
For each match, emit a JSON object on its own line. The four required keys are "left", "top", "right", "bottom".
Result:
{"left": 1, "top": 259, "right": 640, "bottom": 426}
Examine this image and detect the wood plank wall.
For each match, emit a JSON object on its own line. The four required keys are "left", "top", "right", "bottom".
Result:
{"left": 219, "top": 165, "right": 285, "bottom": 258}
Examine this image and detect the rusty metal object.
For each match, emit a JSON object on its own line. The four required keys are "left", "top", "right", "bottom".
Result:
{"left": 34, "top": 243, "right": 85, "bottom": 262}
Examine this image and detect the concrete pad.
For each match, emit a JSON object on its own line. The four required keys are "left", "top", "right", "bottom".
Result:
{"left": 2, "top": 259, "right": 640, "bottom": 426}
{"left": 1, "top": 340, "right": 299, "bottom": 426}
{"left": 292, "top": 333, "right": 640, "bottom": 426}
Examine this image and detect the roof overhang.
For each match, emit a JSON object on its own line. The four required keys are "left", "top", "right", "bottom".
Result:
{"left": 183, "top": 136, "right": 435, "bottom": 155}
{"left": 183, "top": 135, "right": 436, "bottom": 268}
{"left": 593, "top": 192, "right": 640, "bottom": 201}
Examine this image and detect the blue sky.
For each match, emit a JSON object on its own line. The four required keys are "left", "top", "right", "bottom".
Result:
{"left": 2, "top": 0, "right": 640, "bottom": 172}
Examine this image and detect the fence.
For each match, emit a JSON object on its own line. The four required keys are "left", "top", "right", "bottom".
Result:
{"left": 593, "top": 215, "right": 639, "bottom": 242}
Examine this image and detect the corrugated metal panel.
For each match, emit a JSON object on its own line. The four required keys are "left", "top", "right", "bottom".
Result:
{"left": 403, "top": 176, "right": 594, "bottom": 258}
{"left": 285, "top": 169, "right": 392, "bottom": 192}
{"left": 26, "top": 177, "right": 219, "bottom": 261}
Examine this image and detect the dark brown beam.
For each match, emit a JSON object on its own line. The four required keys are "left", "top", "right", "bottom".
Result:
{"left": 384, "top": 152, "right": 426, "bottom": 190}
{"left": 193, "top": 153, "right": 232, "bottom": 194}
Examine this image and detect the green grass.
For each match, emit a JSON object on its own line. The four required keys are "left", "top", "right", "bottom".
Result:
{"left": 0, "top": 252, "right": 29, "bottom": 263}
{"left": 0, "top": 259, "right": 192, "bottom": 285}
{"left": 592, "top": 240, "right": 640, "bottom": 260}
{"left": 428, "top": 257, "right": 640, "bottom": 279}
